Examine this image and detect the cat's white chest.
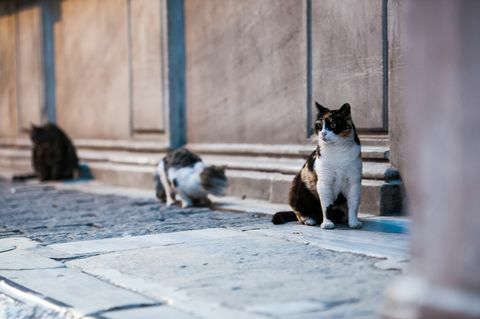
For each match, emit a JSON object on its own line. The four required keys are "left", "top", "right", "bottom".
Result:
{"left": 315, "top": 143, "right": 362, "bottom": 191}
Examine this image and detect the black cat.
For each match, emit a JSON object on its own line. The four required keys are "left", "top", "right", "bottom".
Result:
{"left": 13, "top": 123, "right": 79, "bottom": 182}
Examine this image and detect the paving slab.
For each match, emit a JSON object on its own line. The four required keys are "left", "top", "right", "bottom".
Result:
{"left": 39, "top": 228, "right": 248, "bottom": 259}
{"left": 0, "top": 293, "right": 74, "bottom": 319}
{"left": 0, "top": 247, "right": 63, "bottom": 270}
{"left": 0, "top": 267, "right": 158, "bottom": 317}
{"left": 61, "top": 228, "right": 402, "bottom": 319}
{"left": 244, "top": 224, "right": 408, "bottom": 261}
{"left": 0, "top": 178, "right": 409, "bottom": 318}
{"left": 103, "top": 305, "right": 201, "bottom": 319}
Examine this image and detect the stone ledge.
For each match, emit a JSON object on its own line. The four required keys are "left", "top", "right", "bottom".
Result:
{"left": 0, "top": 146, "right": 391, "bottom": 179}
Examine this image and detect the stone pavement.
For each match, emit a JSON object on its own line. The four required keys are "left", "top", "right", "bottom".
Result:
{"left": 0, "top": 178, "right": 409, "bottom": 319}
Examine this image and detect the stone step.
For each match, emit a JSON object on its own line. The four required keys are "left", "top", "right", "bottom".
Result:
{"left": 357, "top": 133, "right": 389, "bottom": 147}
{"left": 224, "top": 170, "right": 403, "bottom": 216}
{"left": 0, "top": 144, "right": 403, "bottom": 216}
{"left": 0, "top": 147, "right": 390, "bottom": 180}
{"left": 67, "top": 161, "right": 403, "bottom": 216}
{"left": 187, "top": 143, "right": 389, "bottom": 161}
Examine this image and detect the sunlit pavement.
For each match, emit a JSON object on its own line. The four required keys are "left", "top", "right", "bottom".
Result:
{"left": 0, "top": 179, "right": 409, "bottom": 319}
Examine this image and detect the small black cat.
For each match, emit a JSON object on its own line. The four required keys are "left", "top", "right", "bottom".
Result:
{"left": 13, "top": 123, "right": 79, "bottom": 182}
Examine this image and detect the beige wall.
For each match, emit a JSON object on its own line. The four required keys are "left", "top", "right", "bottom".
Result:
{"left": 312, "top": 0, "right": 385, "bottom": 130}
{"left": 185, "top": 0, "right": 308, "bottom": 145}
{"left": 388, "top": 0, "right": 405, "bottom": 171}
{"left": 130, "top": 0, "right": 166, "bottom": 134}
{"left": 53, "top": 0, "right": 167, "bottom": 140}
{"left": 16, "top": 3, "right": 45, "bottom": 131}
{"left": 0, "top": 0, "right": 403, "bottom": 150}
{"left": 0, "top": 4, "right": 18, "bottom": 138}
{"left": 0, "top": 0, "right": 168, "bottom": 142}
{"left": 54, "top": 0, "right": 131, "bottom": 140}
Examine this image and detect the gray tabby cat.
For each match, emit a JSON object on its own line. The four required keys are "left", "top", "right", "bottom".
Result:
{"left": 155, "top": 148, "right": 228, "bottom": 207}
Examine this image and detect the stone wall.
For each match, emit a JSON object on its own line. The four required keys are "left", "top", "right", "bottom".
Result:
{"left": 54, "top": 0, "right": 167, "bottom": 140}
{"left": 0, "top": 3, "right": 18, "bottom": 138}
{"left": 185, "top": 0, "right": 395, "bottom": 146}
{"left": 0, "top": 0, "right": 168, "bottom": 142}
{"left": 312, "top": 0, "right": 385, "bottom": 130}
{"left": 185, "top": 0, "right": 307, "bottom": 145}
{"left": 387, "top": 0, "right": 405, "bottom": 171}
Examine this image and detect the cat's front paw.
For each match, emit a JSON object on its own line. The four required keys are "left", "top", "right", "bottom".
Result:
{"left": 302, "top": 218, "right": 317, "bottom": 226}
{"left": 181, "top": 201, "right": 193, "bottom": 208}
{"left": 348, "top": 218, "right": 363, "bottom": 229}
{"left": 320, "top": 220, "right": 335, "bottom": 229}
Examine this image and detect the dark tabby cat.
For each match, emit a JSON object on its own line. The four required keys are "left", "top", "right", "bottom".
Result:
{"left": 272, "top": 102, "right": 363, "bottom": 229}
{"left": 155, "top": 148, "right": 228, "bottom": 207}
{"left": 13, "top": 123, "right": 79, "bottom": 182}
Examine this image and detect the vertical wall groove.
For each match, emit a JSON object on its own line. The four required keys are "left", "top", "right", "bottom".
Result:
{"left": 382, "top": 0, "right": 389, "bottom": 130}
{"left": 306, "top": 0, "right": 312, "bottom": 137}
{"left": 41, "top": 0, "right": 57, "bottom": 123}
{"left": 167, "top": 0, "right": 186, "bottom": 148}
{"left": 126, "top": 0, "right": 134, "bottom": 136}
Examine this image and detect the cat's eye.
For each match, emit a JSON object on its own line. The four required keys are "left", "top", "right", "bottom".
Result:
{"left": 315, "top": 121, "right": 322, "bottom": 129}
{"left": 331, "top": 123, "right": 336, "bottom": 128}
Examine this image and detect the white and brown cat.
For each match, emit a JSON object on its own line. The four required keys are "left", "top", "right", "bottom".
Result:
{"left": 272, "top": 102, "right": 363, "bottom": 229}
{"left": 155, "top": 148, "right": 228, "bottom": 208}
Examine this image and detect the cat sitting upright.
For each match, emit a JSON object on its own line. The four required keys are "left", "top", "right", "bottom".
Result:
{"left": 13, "top": 123, "right": 79, "bottom": 182}
{"left": 272, "top": 102, "right": 363, "bottom": 229}
{"left": 155, "top": 148, "right": 228, "bottom": 208}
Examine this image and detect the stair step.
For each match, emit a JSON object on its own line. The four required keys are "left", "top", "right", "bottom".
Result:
{"left": 358, "top": 133, "right": 389, "bottom": 147}
{"left": 225, "top": 170, "right": 403, "bottom": 216}
{"left": 188, "top": 143, "right": 389, "bottom": 161}
{"left": 0, "top": 144, "right": 402, "bottom": 216}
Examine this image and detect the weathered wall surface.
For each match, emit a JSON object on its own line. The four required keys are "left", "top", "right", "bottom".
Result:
{"left": 0, "top": 4, "right": 18, "bottom": 137}
{"left": 16, "top": 3, "right": 45, "bottom": 131}
{"left": 388, "top": 0, "right": 405, "bottom": 171}
{"left": 130, "top": 0, "right": 165, "bottom": 134}
{"left": 312, "top": 0, "right": 385, "bottom": 130}
{"left": 54, "top": 0, "right": 131, "bottom": 139}
{"left": 185, "top": 0, "right": 307, "bottom": 145}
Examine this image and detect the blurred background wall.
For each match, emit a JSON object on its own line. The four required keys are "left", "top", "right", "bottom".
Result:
{"left": 0, "top": 0, "right": 405, "bottom": 216}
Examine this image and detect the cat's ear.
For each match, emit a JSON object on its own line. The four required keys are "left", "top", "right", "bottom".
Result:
{"left": 339, "top": 103, "right": 351, "bottom": 115}
{"left": 315, "top": 102, "right": 330, "bottom": 117}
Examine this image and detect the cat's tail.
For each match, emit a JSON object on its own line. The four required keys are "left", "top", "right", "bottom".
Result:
{"left": 12, "top": 173, "right": 37, "bottom": 182}
{"left": 200, "top": 165, "right": 228, "bottom": 196}
{"left": 272, "top": 211, "right": 298, "bottom": 224}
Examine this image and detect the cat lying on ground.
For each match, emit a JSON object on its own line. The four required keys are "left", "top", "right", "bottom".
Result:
{"left": 13, "top": 123, "right": 79, "bottom": 182}
{"left": 272, "top": 102, "right": 363, "bottom": 229}
{"left": 155, "top": 148, "right": 228, "bottom": 208}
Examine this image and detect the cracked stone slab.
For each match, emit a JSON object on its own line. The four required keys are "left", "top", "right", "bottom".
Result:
{"left": 64, "top": 228, "right": 400, "bottom": 319}
{"left": 0, "top": 293, "right": 74, "bottom": 319}
{"left": 38, "top": 228, "right": 248, "bottom": 259}
{"left": 0, "top": 249, "right": 63, "bottom": 270}
{"left": 0, "top": 237, "right": 39, "bottom": 252}
{"left": 0, "top": 267, "right": 158, "bottom": 317}
{"left": 103, "top": 305, "right": 201, "bottom": 319}
{"left": 0, "top": 237, "right": 63, "bottom": 270}
{"left": 243, "top": 223, "right": 409, "bottom": 262}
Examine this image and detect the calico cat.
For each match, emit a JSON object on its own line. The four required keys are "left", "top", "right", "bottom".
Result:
{"left": 272, "top": 102, "right": 363, "bottom": 229}
{"left": 13, "top": 123, "right": 79, "bottom": 182}
{"left": 155, "top": 148, "right": 228, "bottom": 207}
